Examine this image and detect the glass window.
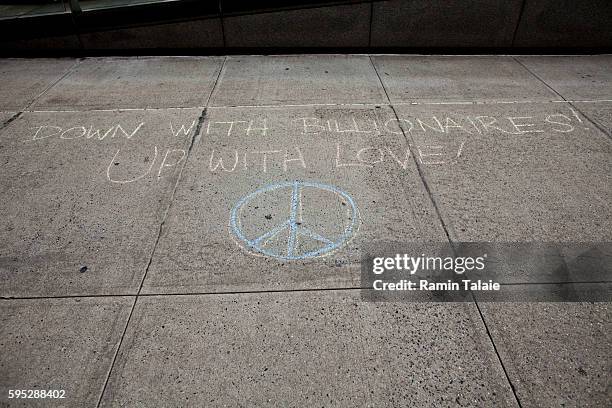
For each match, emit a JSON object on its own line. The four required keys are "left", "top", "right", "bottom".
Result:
{"left": 77, "top": 0, "right": 182, "bottom": 12}
{"left": 0, "top": 1, "right": 67, "bottom": 19}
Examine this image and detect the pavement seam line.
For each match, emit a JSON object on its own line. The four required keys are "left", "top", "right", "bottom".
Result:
{"left": 206, "top": 55, "right": 228, "bottom": 107}
{"left": 133, "top": 56, "right": 226, "bottom": 296}
{"left": 473, "top": 300, "right": 523, "bottom": 406}
{"left": 94, "top": 295, "right": 137, "bottom": 408}
{"left": 3, "top": 280, "right": 608, "bottom": 301}
{"left": 2, "top": 287, "right": 369, "bottom": 301}
{"left": 14, "top": 99, "right": 612, "bottom": 113}
{"left": 24, "top": 58, "right": 82, "bottom": 111}
{"left": 95, "top": 58, "right": 228, "bottom": 406}
{"left": 367, "top": 55, "right": 454, "bottom": 243}
{"left": 567, "top": 104, "right": 612, "bottom": 141}
{"left": 513, "top": 56, "right": 612, "bottom": 141}
{"left": 137, "top": 109, "right": 208, "bottom": 297}
{"left": 369, "top": 55, "right": 524, "bottom": 408}
{"left": 94, "top": 109, "right": 208, "bottom": 408}
{"left": 0, "top": 111, "right": 23, "bottom": 131}
{"left": 0, "top": 59, "right": 80, "bottom": 129}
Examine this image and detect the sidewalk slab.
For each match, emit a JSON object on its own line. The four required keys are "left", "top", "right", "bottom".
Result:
{"left": 392, "top": 102, "right": 612, "bottom": 243}
{"left": 142, "top": 105, "right": 447, "bottom": 294}
{"left": 0, "top": 109, "right": 201, "bottom": 297}
{"left": 99, "top": 292, "right": 517, "bottom": 407}
{"left": 573, "top": 102, "right": 612, "bottom": 136}
{"left": 0, "top": 112, "right": 16, "bottom": 125}
{"left": 210, "top": 55, "right": 387, "bottom": 106}
{"left": 517, "top": 56, "right": 612, "bottom": 100}
{"left": 0, "top": 59, "right": 76, "bottom": 111}
{"left": 32, "top": 57, "right": 223, "bottom": 110}
{"left": 372, "top": 56, "right": 557, "bottom": 103}
{"left": 0, "top": 296, "right": 132, "bottom": 408}
{"left": 480, "top": 302, "right": 611, "bottom": 407}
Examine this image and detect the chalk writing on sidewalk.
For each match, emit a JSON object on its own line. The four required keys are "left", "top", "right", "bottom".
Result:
{"left": 19, "top": 107, "right": 591, "bottom": 184}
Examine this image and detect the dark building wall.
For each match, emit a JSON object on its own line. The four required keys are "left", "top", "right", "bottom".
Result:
{"left": 513, "top": 0, "right": 612, "bottom": 48}
{"left": 224, "top": 3, "right": 371, "bottom": 48}
{"left": 370, "top": 0, "right": 523, "bottom": 48}
{"left": 0, "top": 0, "right": 610, "bottom": 53}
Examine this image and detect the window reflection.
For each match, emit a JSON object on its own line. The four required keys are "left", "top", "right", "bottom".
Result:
{"left": 0, "top": 1, "right": 67, "bottom": 19}
{"left": 0, "top": 0, "right": 189, "bottom": 18}
{"left": 78, "top": 0, "right": 181, "bottom": 11}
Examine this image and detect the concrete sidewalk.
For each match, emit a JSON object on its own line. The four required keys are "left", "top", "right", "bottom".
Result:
{"left": 0, "top": 55, "right": 610, "bottom": 407}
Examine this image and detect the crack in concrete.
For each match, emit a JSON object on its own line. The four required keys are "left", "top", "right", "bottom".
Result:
{"left": 95, "top": 57, "right": 228, "bottom": 408}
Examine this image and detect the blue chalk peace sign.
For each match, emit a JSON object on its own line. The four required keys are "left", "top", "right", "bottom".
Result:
{"left": 230, "top": 181, "right": 358, "bottom": 260}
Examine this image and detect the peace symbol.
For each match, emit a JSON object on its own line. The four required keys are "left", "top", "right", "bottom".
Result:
{"left": 230, "top": 181, "right": 358, "bottom": 260}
